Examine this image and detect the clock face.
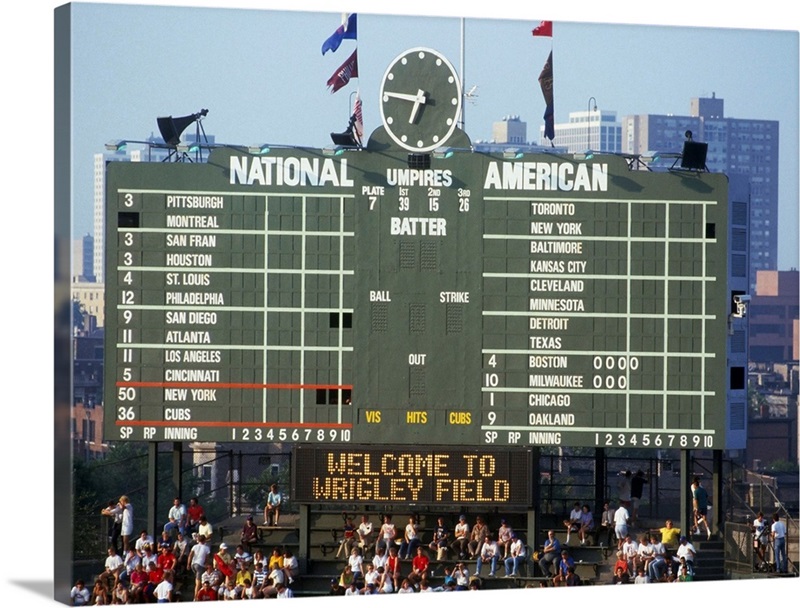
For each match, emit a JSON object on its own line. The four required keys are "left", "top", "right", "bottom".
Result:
{"left": 379, "top": 47, "right": 462, "bottom": 153}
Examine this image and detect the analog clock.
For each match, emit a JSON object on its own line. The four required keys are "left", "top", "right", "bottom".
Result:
{"left": 379, "top": 47, "right": 462, "bottom": 153}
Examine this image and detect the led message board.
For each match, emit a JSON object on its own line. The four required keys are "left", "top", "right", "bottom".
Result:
{"left": 292, "top": 446, "right": 533, "bottom": 506}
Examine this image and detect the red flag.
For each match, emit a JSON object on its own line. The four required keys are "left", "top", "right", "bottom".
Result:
{"left": 327, "top": 49, "right": 358, "bottom": 94}
{"left": 532, "top": 21, "right": 552, "bottom": 37}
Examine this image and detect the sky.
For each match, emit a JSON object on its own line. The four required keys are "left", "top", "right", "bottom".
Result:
{"left": 1, "top": 1, "right": 799, "bottom": 607}
{"left": 63, "top": 0, "right": 799, "bottom": 270}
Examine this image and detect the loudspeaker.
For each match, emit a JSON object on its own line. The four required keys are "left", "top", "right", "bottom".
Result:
{"left": 330, "top": 131, "right": 357, "bottom": 147}
{"left": 680, "top": 141, "right": 708, "bottom": 170}
{"left": 157, "top": 114, "right": 199, "bottom": 146}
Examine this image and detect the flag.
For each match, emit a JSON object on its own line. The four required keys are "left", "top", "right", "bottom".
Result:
{"left": 321, "top": 13, "right": 357, "bottom": 55}
{"left": 327, "top": 49, "right": 358, "bottom": 94}
{"left": 352, "top": 90, "right": 364, "bottom": 146}
{"left": 538, "top": 51, "right": 554, "bottom": 142}
{"left": 532, "top": 20, "right": 552, "bottom": 37}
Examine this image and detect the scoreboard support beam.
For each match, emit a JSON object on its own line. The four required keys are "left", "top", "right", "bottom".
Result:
{"left": 679, "top": 450, "right": 690, "bottom": 536}
{"left": 593, "top": 448, "right": 605, "bottom": 516}
{"left": 171, "top": 442, "right": 183, "bottom": 505}
{"left": 711, "top": 450, "right": 722, "bottom": 537}
{"left": 526, "top": 447, "right": 541, "bottom": 555}
{"left": 298, "top": 504, "right": 310, "bottom": 572}
{"left": 147, "top": 442, "right": 159, "bottom": 539}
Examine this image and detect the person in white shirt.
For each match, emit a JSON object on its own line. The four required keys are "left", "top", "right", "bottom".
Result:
{"left": 99, "top": 546, "right": 124, "bottom": 590}
{"left": 163, "top": 497, "right": 187, "bottom": 537}
{"left": 372, "top": 545, "right": 388, "bottom": 571}
{"left": 563, "top": 502, "right": 582, "bottom": 545}
{"left": 357, "top": 514, "right": 374, "bottom": 555}
{"left": 636, "top": 534, "right": 655, "bottom": 575}
{"left": 771, "top": 512, "right": 788, "bottom": 573}
{"left": 475, "top": 534, "right": 500, "bottom": 577}
{"left": 613, "top": 504, "right": 630, "bottom": 550}
{"left": 399, "top": 516, "right": 421, "bottom": 559}
{"left": 450, "top": 515, "right": 470, "bottom": 559}
{"left": 275, "top": 582, "right": 293, "bottom": 598}
{"left": 363, "top": 562, "right": 380, "bottom": 586}
{"left": 397, "top": 578, "right": 415, "bottom": 593}
{"left": 347, "top": 547, "right": 364, "bottom": 582}
{"left": 647, "top": 534, "right": 668, "bottom": 582}
{"left": 503, "top": 533, "right": 527, "bottom": 576}
{"left": 134, "top": 530, "right": 155, "bottom": 557}
{"left": 70, "top": 580, "right": 91, "bottom": 605}
{"left": 672, "top": 536, "right": 696, "bottom": 574}
{"left": 377, "top": 514, "right": 397, "bottom": 552}
{"left": 153, "top": 573, "right": 173, "bottom": 603}
{"left": 621, "top": 533, "right": 639, "bottom": 574}
{"left": 187, "top": 534, "right": 212, "bottom": 597}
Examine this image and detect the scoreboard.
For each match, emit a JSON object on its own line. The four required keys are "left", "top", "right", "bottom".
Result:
{"left": 104, "top": 133, "right": 729, "bottom": 449}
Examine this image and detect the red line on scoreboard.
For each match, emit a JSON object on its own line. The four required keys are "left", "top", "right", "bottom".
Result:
{"left": 115, "top": 420, "right": 353, "bottom": 428}
{"left": 116, "top": 382, "right": 353, "bottom": 390}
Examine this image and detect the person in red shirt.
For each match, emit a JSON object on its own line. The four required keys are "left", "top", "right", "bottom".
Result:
{"left": 385, "top": 546, "right": 402, "bottom": 591}
{"left": 144, "top": 561, "right": 164, "bottom": 602}
{"left": 129, "top": 562, "right": 148, "bottom": 603}
{"left": 407, "top": 546, "right": 429, "bottom": 588}
{"left": 613, "top": 550, "right": 629, "bottom": 577}
{"left": 187, "top": 497, "right": 205, "bottom": 535}
{"left": 195, "top": 579, "right": 218, "bottom": 601}
{"left": 157, "top": 545, "right": 177, "bottom": 573}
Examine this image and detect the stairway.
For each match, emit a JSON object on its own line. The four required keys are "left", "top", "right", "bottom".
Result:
{"left": 693, "top": 536, "right": 725, "bottom": 582}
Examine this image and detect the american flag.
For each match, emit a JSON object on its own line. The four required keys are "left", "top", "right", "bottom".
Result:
{"left": 352, "top": 90, "right": 364, "bottom": 146}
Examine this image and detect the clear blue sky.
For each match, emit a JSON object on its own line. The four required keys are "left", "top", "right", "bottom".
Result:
{"left": 1, "top": 2, "right": 798, "bottom": 608}
{"left": 63, "top": 0, "right": 798, "bottom": 270}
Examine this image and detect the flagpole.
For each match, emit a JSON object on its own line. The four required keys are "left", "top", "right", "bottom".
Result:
{"left": 459, "top": 17, "right": 465, "bottom": 131}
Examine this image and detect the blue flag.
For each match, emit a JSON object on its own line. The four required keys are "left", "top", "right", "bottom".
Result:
{"left": 321, "top": 13, "right": 357, "bottom": 55}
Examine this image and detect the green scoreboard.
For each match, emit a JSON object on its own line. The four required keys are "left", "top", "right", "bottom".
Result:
{"left": 105, "top": 50, "right": 728, "bottom": 450}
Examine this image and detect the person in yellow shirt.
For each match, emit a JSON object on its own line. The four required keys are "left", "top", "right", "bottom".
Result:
{"left": 659, "top": 519, "right": 681, "bottom": 549}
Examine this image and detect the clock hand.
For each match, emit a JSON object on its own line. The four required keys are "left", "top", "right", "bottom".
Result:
{"left": 408, "top": 89, "right": 427, "bottom": 124}
{"left": 384, "top": 90, "right": 422, "bottom": 103}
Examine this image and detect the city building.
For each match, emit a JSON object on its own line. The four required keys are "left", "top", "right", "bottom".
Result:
{"left": 540, "top": 106, "right": 622, "bottom": 153}
{"left": 72, "top": 280, "right": 105, "bottom": 328}
{"left": 623, "top": 94, "right": 779, "bottom": 291}
{"left": 749, "top": 270, "right": 800, "bottom": 365}
{"left": 475, "top": 115, "right": 565, "bottom": 154}
{"left": 92, "top": 130, "right": 215, "bottom": 282}
{"left": 72, "top": 234, "right": 95, "bottom": 282}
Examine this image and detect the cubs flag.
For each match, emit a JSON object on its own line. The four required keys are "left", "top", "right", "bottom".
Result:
{"left": 327, "top": 49, "right": 359, "bottom": 93}
{"left": 538, "top": 51, "right": 554, "bottom": 142}
{"left": 321, "top": 13, "right": 357, "bottom": 55}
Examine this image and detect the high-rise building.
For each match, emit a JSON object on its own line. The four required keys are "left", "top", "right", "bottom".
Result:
{"left": 623, "top": 94, "right": 779, "bottom": 291}
{"left": 92, "top": 132, "right": 215, "bottom": 282}
{"left": 749, "top": 270, "right": 800, "bottom": 364}
{"left": 72, "top": 233, "right": 94, "bottom": 282}
{"left": 543, "top": 107, "right": 621, "bottom": 153}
